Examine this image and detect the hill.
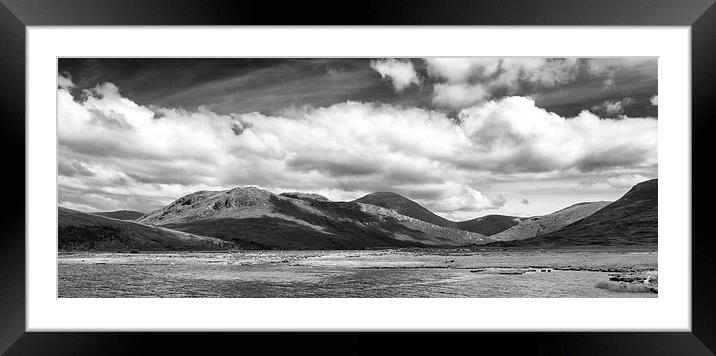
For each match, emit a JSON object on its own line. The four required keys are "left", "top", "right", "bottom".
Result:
{"left": 138, "top": 187, "right": 488, "bottom": 249}
{"left": 92, "top": 210, "right": 145, "bottom": 221}
{"left": 489, "top": 201, "right": 611, "bottom": 241}
{"left": 58, "top": 207, "right": 233, "bottom": 251}
{"left": 457, "top": 215, "right": 522, "bottom": 236}
{"left": 496, "top": 179, "right": 657, "bottom": 248}
{"left": 353, "top": 192, "right": 457, "bottom": 228}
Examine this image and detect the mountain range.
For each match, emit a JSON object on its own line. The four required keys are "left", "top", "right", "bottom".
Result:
{"left": 58, "top": 179, "right": 658, "bottom": 251}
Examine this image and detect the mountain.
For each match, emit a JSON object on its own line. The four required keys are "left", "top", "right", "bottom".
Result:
{"left": 138, "top": 187, "right": 489, "bottom": 249}
{"left": 92, "top": 210, "right": 145, "bottom": 221}
{"left": 65, "top": 179, "right": 657, "bottom": 251}
{"left": 489, "top": 201, "right": 612, "bottom": 241}
{"left": 353, "top": 192, "right": 519, "bottom": 235}
{"left": 279, "top": 192, "right": 329, "bottom": 201}
{"left": 497, "top": 179, "right": 657, "bottom": 248}
{"left": 457, "top": 215, "right": 523, "bottom": 236}
{"left": 58, "top": 207, "right": 232, "bottom": 251}
{"left": 353, "top": 192, "right": 457, "bottom": 228}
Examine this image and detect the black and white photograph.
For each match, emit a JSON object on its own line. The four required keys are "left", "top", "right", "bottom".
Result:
{"left": 56, "top": 57, "right": 658, "bottom": 298}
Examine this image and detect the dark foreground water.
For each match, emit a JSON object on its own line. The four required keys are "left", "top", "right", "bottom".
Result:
{"left": 58, "top": 250, "right": 657, "bottom": 298}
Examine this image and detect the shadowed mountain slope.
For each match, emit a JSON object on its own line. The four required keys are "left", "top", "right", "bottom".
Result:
{"left": 58, "top": 207, "right": 232, "bottom": 251}
{"left": 457, "top": 215, "right": 523, "bottom": 236}
{"left": 353, "top": 192, "right": 458, "bottom": 228}
{"left": 138, "top": 187, "right": 489, "bottom": 249}
{"left": 92, "top": 210, "right": 145, "bottom": 221}
{"left": 489, "top": 201, "right": 612, "bottom": 241}
{"left": 488, "top": 179, "right": 658, "bottom": 248}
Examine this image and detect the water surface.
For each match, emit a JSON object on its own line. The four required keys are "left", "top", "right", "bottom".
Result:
{"left": 58, "top": 249, "right": 657, "bottom": 298}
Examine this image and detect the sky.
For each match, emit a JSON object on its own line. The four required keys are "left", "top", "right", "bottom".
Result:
{"left": 57, "top": 58, "right": 658, "bottom": 220}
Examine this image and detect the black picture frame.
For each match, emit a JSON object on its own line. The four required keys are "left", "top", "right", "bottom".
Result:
{"left": 1, "top": 0, "right": 714, "bottom": 354}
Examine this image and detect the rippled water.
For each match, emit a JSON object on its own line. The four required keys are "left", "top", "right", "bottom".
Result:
{"left": 58, "top": 250, "right": 656, "bottom": 298}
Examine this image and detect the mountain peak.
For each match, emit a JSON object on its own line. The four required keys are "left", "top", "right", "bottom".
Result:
{"left": 457, "top": 215, "right": 523, "bottom": 236}
{"left": 354, "top": 191, "right": 457, "bottom": 228}
{"left": 618, "top": 178, "right": 657, "bottom": 203}
{"left": 139, "top": 186, "right": 275, "bottom": 225}
{"left": 279, "top": 192, "right": 330, "bottom": 202}
{"left": 362, "top": 191, "right": 407, "bottom": 198}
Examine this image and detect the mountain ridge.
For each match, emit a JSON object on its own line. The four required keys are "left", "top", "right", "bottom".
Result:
{"left": 353, "top": 192, "right": 458, "bottom": 228}
{"left": 489, "top": 201, "right": 612, "bottom": 241}
{"left": 59, "top": 207, "right": 233, "bottom": 251}
{"left": 456, "top": 215, "right": 523, "bottom": 236}
{"left": 137, "top": 187, "right": 489, "bottom": 249}
{"left": 488, "top": 179, "right": 657, "bottom": 248}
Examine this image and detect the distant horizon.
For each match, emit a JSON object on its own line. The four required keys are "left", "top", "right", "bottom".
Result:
{"left": 57, "top": 58, "right": 657, "bottom": 219}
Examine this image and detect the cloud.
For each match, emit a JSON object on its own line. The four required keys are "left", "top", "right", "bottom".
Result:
{"left": 591, "top": 100, "right": 622, "bottom": 115}
{"left": 575, "top": 173, "right": 652, "bottom": 191}
{"left": 422, "top": 58, "right": 657, "bottom": 110}
{"left": 606, "top": 174, "right": 650, "bottom": 188}
{"left": 651, "top": 95, "right": 658, "bottom": 106}
{"left": 455, "top": 96, "right": 657, "bottom": 173}
{"left": 58, "top": 72, "right": 75, "bottom": 89}
{"left": 497, "top": 58, "right": 579, "bottom": 90}
{"left": 369, "top": 59, "right": 420, "bottom": 91}
{"left": 429, "top": 183, "right": 506, "bottom": 214}
{"left": 586, "top": 58, "right": 656, "bottom": 76}
{"left": 586, "top": 58, "right": 657, "bottom": 91}
{"left": 521, "top": 198, "right": 529, "bottom": 204}
{"left": 432, "top": 83, "right": 489, "bottom": 109}
{"left": 58, "top": 158, "right": 95, "bottom": 177}
{"left": 591, "top": 97, "right": 635, "bottom": 116}
{"left": 58, "top": 81, "right": 657, "bottom": 216}
{"left": 424, "top": 58, "right": 581, "bottom": 109}
{"left": 424, "top": 58, "right": 501, "bottom": 83}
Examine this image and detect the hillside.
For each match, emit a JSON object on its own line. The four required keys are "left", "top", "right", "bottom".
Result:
{"left": 489, "top": 201, "right": 611, "bottom": 241}
{"left": 92, "top": 210, "right": 145, "bottom": 221}
{"left": 457, "top": 215, "right": 522, "bottom": 236}
{"left": 496, "top": 179, "right": 657, "bottom": 248}
{"left": 65, "top": 179, "right": 657, "bottom": 251}
{"left": 138, "top": 187, "right": 488, "bottom": 249}
{"left": 58, "top": 207, "right": 233, "bottom": 251}
{"left": 353, "top": 192, "right": 458, "bottom": 228}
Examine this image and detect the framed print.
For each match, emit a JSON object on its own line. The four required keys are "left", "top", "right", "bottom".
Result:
{"left": 2, "top": 0, "right": 715, "bottom": 354}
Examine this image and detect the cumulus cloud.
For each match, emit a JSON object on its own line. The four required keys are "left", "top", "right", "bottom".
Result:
{"left": 428, "top": 183, "right": 505, "bottom": 210}
{"left": 58, "top": 72, "right": 75, "bottom": 89}
{"left": 424, "top": 58, "right": 501, "bottom": 83}
{"left": 497, "top": 58, "right": 579, "bottom": 90}
{"left": 424, "top": 58, "right": 580, "bottom": 109}
{"left": 432, "top": 83, "right": 490, "bottom": 109}
{"left": 58, "top": 80, "right": 657, "bottom": 216}
{"left": 369, "top": 59, "right": 420, "bottom": 91}
{"left": 423, "top": 57, "right": 657, "bottom": 109}
{"left": 651, "top": 95, "right": 658, "bottom": 106}
{"left": 603, "top": 101, "right": 624, "bottom": 115}
{"left": 455, "top": 97, "right": 657, "bottom": 173}
{"left": 591, "top": 98, "right": 634, "bottom": 116}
